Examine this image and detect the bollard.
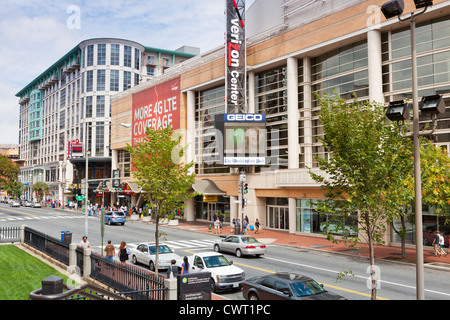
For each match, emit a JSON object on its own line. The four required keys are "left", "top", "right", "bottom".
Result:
{"left": 41, "top": 275, "right": 64, "bottom": 296}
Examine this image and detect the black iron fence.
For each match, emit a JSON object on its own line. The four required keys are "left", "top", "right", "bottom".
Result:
{"left": 23, "top": 227, "right": 70, "bottom": 265}
{"left": 0, "top": 226, "right": 21, "bottom": 243}
{"left": 21, "top": 227, "right": 167, "bottom": 300}
{"left": 90, "top": 253, "right": 167, "bottom": 300}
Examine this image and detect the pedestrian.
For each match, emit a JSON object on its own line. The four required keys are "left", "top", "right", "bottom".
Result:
{"left": 243, "top": 219, "right": 248, "bottom": 234}
{"left": 166, "top": 259, "right": 179, "bottom": 278}
{"left": 104, "top": 240, "right": 115, "bottom": 263}
{"left": 118, "top": 241, "right": 130, "bottom": 264}
{"left": 79, "top": 236, "right": 91, "bottom": 250}
{"left": 219, "top": 212, "right": 224, "bottom": 229}
{"left": 214, "top": 217, "right": 221, "bottom": 234}
{"left": 255, "top": 218, "right": 260, "bottom": 234}
{"left": 439, "top": 232, "right": 447, "bottom": 257}
{"left": 231, "top": 217, "right": 236, "bottom": 233}
{"left": 181, "top": 256, "right": 189, "bottom": 274}
{"left": 432, "top": 230, "right": 441, "bottom": 257}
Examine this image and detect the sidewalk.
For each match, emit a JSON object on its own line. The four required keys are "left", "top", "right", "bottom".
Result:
{"left": 165, "top": 220, "right": 450, "bottom": 271}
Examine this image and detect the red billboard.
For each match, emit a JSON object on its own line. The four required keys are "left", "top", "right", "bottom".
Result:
{"left": 132, "top": 77, "right": 180, "bottom": 145}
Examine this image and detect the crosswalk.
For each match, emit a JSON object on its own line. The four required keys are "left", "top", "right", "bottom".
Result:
{"left": 0, "top": 214, "right": 85, "bottom": 223}
{"left": 91, "top": 239, "right": 218, "bottom": 252}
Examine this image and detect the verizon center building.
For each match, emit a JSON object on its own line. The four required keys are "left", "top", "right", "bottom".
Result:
{"left": 111, "top": 0, "right": 450, "bottom": 248}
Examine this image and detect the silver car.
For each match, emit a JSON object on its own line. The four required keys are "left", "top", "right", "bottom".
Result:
{"left": 131, "top": 243, "right": 181, "bottom": 271}
{"left": 214, "top": 235, "right": 266, "bottom": 258}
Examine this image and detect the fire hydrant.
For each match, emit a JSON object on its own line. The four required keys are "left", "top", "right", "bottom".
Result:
{"left": 209, "top": 224, "right": 212, "bottom": 232}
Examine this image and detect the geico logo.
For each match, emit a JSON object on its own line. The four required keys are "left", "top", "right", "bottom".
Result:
{"left": 226, "top": 114, "right": 264, "bottom": 121}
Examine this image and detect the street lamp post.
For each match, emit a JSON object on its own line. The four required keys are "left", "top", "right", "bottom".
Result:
{"left": 381, "top": 0, "right": 442, "bottom": 300}
{"left": 83, "top": 122, "right": 131, "bottom": 238}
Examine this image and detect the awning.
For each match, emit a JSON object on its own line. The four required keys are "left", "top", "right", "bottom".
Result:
{"left": 192, "top": 179, "right": 227, "bottom": 196}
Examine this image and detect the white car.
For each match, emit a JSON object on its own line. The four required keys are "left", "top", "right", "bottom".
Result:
{"left": 9, "top": 200, "right": 20, "bottom": 207}
{"left": 131, "top": 242, "right": 181, "bottom": 271}
{"left": 188, "top": 252, "right": 245, "bottom": 292}
{"left": 214, "top": 235, "right": 266, "bottom": 257}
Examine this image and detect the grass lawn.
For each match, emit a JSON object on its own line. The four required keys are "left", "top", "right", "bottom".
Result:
{"left": 0, "top": 245, "right": 69, "bottom": 300}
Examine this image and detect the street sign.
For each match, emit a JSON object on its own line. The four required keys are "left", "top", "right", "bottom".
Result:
{"left": 177, "top": 272, "right": 211, "bottom": 300}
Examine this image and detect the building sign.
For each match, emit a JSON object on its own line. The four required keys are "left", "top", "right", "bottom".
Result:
{"left": 215, "top": 113, "right": 267, "bottom": 166}
{"left": 71, "top": 139, "right": 83, "bottom": 157}
{"left": 226, "top": 0, "right": 246, "bottom": 113}
{"left": 177, "top": 272, "right": 211, "bottom": 300}
{"left": 132, "top": 77, "right": 180, "bottom": 145}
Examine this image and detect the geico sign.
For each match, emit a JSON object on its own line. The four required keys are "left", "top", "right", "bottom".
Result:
{"left": 225, "top": 114, "right": 265, "bottom": 122}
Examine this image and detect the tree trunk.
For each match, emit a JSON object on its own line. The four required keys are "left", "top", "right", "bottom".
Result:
{"left": 366, "top": 217, "right": 377, "bottom": 300}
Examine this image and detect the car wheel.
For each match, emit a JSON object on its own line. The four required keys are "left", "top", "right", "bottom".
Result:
{"left": 248, "top": 293, "right": 259, "bottom": 300}
{"left": 132, "top": 255, "right": 138, "bottom": 264}
{"left": 214, "top": 244, "right": 220, "bottom": 252}
{"left": 236, "top": 249, "right": 242, "bottom": 258}
{"left": 210, "top": 278, "right": 217, "bottom": 293}
{"left": 149, "top": 260, "right": 155, "bottom": 272}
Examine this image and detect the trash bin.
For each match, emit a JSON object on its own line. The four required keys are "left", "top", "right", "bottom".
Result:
{"left": 234, "top": 225, "right": 241, "bottom": 235}
{"left": 60, "top": 231, "right": 72, "bottom": 244}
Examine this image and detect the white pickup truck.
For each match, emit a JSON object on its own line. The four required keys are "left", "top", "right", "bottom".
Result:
{"left": 187, "top": 251, "right": 245, "bottom": 292}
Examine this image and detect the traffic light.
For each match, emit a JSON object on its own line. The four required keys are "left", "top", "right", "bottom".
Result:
{"left": 112, "top": 169, "right": 120, "bottom": 188}
{"left": 102, "top": 180, "right": 106, "bottom": 189}
{"left": 243, "top": 183, "right": 248, "bottom": 194}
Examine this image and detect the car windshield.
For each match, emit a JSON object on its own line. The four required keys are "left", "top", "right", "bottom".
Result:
{"left": 148, "top": 245, "right": 173, "bottom": 255}
{"left": 113, "top": 212, "right": 125, "bottom": 216}
{"left": 241, "top": 236, "right": 258, "bottom": 243}
{"left": 290, "top": 280, "right": 326, "bottom": 297}
{"left": 203, "top": 255, "right": 231, "bottom": 268}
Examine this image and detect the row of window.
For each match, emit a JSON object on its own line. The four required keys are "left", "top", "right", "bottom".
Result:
{"left": 83, "top": 44, "right": 140, "bottom": 70}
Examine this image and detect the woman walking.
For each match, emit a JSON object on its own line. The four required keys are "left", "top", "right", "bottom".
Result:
{"left": 118, "top": 241, "right": 130, "bottom": 264}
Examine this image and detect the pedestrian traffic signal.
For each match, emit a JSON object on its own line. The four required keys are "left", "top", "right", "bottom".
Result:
{"left": 243, "top": 183, "right": 248, "bottom": 194}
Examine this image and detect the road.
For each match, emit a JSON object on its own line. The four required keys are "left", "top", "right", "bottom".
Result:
{"left": 1, "top": 203, "right": 450, "bottom": 300}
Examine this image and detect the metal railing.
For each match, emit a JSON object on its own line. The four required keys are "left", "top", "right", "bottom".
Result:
{"left": 29, "top": 282, "right": 128, "bottom": 300}
{"left": 90, "top": 253, "right": 167, "bottom": 300}
{"left": 23, "top": 227, "right": 70, "bottom": 265}
{"left": 0, "top": 226, "right": 21, "bottom": 243}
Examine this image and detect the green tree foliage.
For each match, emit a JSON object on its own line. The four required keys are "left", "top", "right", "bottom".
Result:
{"left": 32, "top": 181, "right": 49, "bottom": 201}
{"left": 126, "top": 126, "right": 197, "bottom": 274}
{"left": 308, "top": 93, "right": 413, "bottom": 300}
{"left": 0, "top": 154, "right": 19, "bottom": 192}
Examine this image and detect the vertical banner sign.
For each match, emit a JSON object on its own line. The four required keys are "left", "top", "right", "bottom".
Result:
{"left": 132, "top": 76, "right": 181, "bottom": 146}
{"left": 226, "top": 0, "right": 246, "bottom": 114}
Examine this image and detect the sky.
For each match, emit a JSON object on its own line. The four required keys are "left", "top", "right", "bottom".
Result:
{"left": 0, "top": 0, "right": 256, "bottom": 145}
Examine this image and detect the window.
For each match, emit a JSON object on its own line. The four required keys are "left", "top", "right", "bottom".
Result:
{"left": 97, "top": 69, "right": 105, "bottom": 91}
{"left": 134, "top": 48, "right": 140, "bottom": 70}
{"left": 118, "top": 149, "right": 131, "bottom": 177}
{"left": 111, "top": 44, "right": 120, "bottom": 66}
{"left": 87, "top": 45, "right": 94, "bottom": 67}
{"left": 124, "top": 45, "right": 132, "bottom": 67}
{"left": 96, "top": 95, "right": 105, "bottom": 117}
{"left": 123, "top": 71, "right": 131, "bottom": 91}
{"left": 95, "top": 122, "right": 104, "bottom": 156}
{"left": 110, "top": 70, "right": 119, "bottom": 91}
{"left": 85, "top": 96, "right": 93, "bottom": 118}
{"left": 97, "top": 44, "right": 106, "bottom": 65}
{"left": 86, "top": 70, "right": 93, "bottom": 92}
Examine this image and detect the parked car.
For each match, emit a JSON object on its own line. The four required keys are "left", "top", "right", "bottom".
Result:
{"left": 214, "top": 235, "right": 266, "bottom": 257}
{"left": 32, "top": 202, "right": 41, "bottom": 208}
{"left": 104, "top": 211, "right": 126, "bottom": 225}
{"left": 243, "top": 273, "right": 346, "bottom": 300}
{"left": 9, "top": 200, "right": 20, "bottom": 207}
{"left": 423, "top": 227, "right": 450, "bottom": 248}
{"left": 131, "top": 242, "right": 181, "bottom": 271}
{"left": 188, "top": 252, "right": 245, "bottom": 292}
{"left": 24, "top": 201, "right": 32, "bottom": 207}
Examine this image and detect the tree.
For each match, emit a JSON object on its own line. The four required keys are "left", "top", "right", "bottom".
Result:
{"left": 0, "top": 154, "right": 19, "bottom": 192}
{"left": 125, "top": 126, "right": 197, "bottom": 274}
{"left": 308, "top": 93, "right": 413, "bottom": 300}
{"left": 32, "top": 181, "right": 49, "bottom": 201}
